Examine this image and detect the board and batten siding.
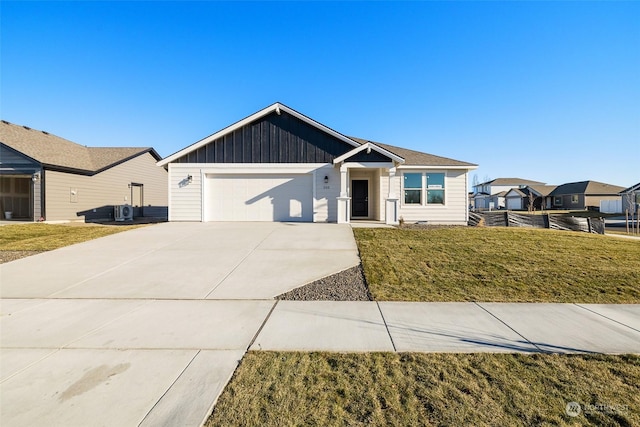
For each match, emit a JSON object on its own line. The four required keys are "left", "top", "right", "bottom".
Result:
{"left": 168, "top": 163, "right": 340, "bottom": 222}
{"left": 173, "top": 111, "right": 356, "bottom": 164}
{"left": 45, "top": 152, "right": 167, "bottom": 221}
{"left": 395, "top": 169, "right": 469, "bottom": 224}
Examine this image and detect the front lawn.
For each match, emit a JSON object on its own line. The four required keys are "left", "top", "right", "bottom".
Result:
{"left": 208, "top": 352, "right": 640, "bottom": 426}
{"left": 354, "top": 227, "right": 640, "bottom": 303}
{"left": 0, "top": 223, "right": 142, "bottom": 252}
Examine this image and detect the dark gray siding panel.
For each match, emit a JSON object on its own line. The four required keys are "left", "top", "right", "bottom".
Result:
{"left": 344, "top": 150, "right": 393, "bottom": 163}
{"left": 0, "top": 144, "right": 41, "bottom": 172}
{"left": 174, "top": 111, "right": 356, "bottom": 164}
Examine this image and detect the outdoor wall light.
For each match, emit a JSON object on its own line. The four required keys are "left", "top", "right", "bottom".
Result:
{"left": 32, "top": 172, "right": 40, "bottom": 182}
{"left": 324, "top": 175, "right": 329, "bottom": 184}
{"left": 187, "top": 174, "right": 193, "bottom": 183}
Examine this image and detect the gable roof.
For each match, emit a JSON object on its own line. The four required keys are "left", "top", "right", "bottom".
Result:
{"left": 348, "top": 137, "right": 477, "bottom": 168}
{"left": 550, "top": 180, "right": 625, "bottom": 196}
{"left": 526, "top": 184, "right": 557, "bottom": 197}
{"left": 477, "top": 178, "right": 546, "bottom": 187}
{"left": 333, "top": 141, "right": 404, "bottom": 164}
{"left": 505, "top": 188, "right": 526, "bottom": 197}
{"left": 158, "top": 102, "right": 360, "bottom": 166}
{"left": 157, "top": 102, "right": 477, "bottom": 169}
{"left": 620, "top": 182, "right": 640, "bottom": 194}
{"left": 0, "top": 120, "right": 159, "bottom": 174}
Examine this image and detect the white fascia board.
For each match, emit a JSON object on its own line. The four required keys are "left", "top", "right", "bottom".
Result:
{"left": 158, "top": 102, "right": 360, "bottom": 166}
{"left": 333, "top": 142, "right": 405, "bottom": 164}
{"left": 398, "top": 165, "right": 478, "bottom": 170}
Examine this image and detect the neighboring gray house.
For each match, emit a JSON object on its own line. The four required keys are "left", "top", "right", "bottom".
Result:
{"left": 0, "top": 120, "right": 168, "bottom": 222}
{"left": 620, "top": 182, "right": 640, "bottom": 214}
{"left": 158, "top": 102, "right": 478, "bottom": 225}
{"left": 473, "top": 178, "right": 545, "bottom": 210}
{"left": 504, "top": 184, "right": 557, "bottom": 211}
{"left": 549, "top": 180, "right": 625, "bottom": 211}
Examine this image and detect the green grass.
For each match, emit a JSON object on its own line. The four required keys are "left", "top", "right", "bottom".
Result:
{"left": 354, "top": 227, "right": 640, "bottom": 303}
{"left": 0, "top": 223, "right": 142, "bottom": 251}
{"left": 208, "top": 352, "right": 640, "bottom": 427}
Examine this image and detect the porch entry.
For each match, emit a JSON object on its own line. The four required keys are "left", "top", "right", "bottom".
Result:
{"left": 351, "top": 179, "right": 368, "bottom": 217}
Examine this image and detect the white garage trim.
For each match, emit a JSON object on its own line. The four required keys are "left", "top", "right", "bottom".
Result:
{"left": 204, "top": 173, "right": 313, "bottom": 222}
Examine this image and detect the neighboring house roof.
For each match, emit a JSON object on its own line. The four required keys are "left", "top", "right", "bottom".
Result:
{"left": 620, "top": 182, "right": 640, "bottom": 194}
{"left": 0, "top": 120, "right": 160, "bottom": 174}
{"left": 526, "top": 184, "right": 557, "bottom": 197}
{"left": 476, "top": 178, "right": 546, "bottom": 186}
{"left": 550, "top": 180, "right": 625, "bottom": 196}
{"left": 157, "top": 102, "right": 477, "bottom": 169}
{"left": 348, "top": 137, "right": 477, "bottom": 168}
{"left": 495, "top": 191, "right": 509, "bottom": 197}
{"left": 505, "top": 188, "right": 526, "bottom": 197}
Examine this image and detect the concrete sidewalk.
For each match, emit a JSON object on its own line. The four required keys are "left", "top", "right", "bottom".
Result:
{"left": 252, "top": 301, "right": 640, "bottom": 354}
{"left": 2, "top": 299, "right": 639, "bottom": 426}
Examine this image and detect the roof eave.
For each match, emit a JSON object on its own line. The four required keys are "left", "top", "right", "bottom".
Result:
{"left": 398, "top": 164, "right": 478, "bottom": 170}
{"left": 158, "top": 102, "right": 361, "bottom": 166}
{"left": 333, "top": 142, "right": 405, "bottom": 165}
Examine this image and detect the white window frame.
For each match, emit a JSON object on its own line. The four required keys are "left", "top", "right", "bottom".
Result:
{"left": 402, "top": 171, "right": 446, "bottom": 207}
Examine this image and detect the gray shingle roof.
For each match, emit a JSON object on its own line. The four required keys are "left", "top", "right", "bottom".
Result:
{"left": 349, "top": 137, "right": 477, "bottom": 167}
{"left": 479, "top": 178, "right": 546, "bottom": 186}
{"left": 0, "top": 120, "right": 158, "bottom": 174}
{"left": 550, "top": 180, "right": 625, "bottom": 196}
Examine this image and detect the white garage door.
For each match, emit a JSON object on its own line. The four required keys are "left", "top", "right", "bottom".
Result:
{"left": 206, "top": 174, "right": 313, "bottom": 221}
{"left": 506, "top": 197, "right": 522, "bottom": 210}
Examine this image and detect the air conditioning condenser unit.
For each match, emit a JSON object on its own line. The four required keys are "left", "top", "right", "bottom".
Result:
{"left": 115, "top": 204, "right": 133, "bottom": 221}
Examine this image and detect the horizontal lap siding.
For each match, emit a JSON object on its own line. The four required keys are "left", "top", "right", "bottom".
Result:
{"left": 397, "top": 170, "right": 468, "bottom": 224}
{"left": 169, "top": 164, "right": 202, "bottom": 221}
{"left": 314, "top": 166, "right": 340, "bottom": 222}
{"left": 45, "top": 153, "right": 167, "bottom": 221}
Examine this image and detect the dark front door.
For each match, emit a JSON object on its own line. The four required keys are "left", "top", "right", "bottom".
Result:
{"left": 351, "top": 180, "right": 368, "bottom": 217}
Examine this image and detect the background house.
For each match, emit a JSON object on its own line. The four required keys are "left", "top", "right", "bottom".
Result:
{"left": 472, "top": 178, "right": 545, "bottom": 210}
{"left": 504, "top": 185, "right": 557, "bottom": 211}
{"left": 158, "top": 102, "right": 477, "bottom": 225}
{"left": 620, "top": 182, "right": 640, "bottom": 214}
{"left": 0, "top": 120, "right": 168, "bottom": 222}
{"left": 549, "top": 180, "right": 625, "bottom": 211}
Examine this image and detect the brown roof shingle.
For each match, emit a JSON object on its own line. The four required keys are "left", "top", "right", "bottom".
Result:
{"left": 0, "top": 120, "right": 157, "bottom": 173}
{"left": 349, "top": 137, "right": 477, "bottom": 167}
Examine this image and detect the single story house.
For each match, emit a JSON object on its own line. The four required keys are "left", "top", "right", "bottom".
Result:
{"left": 472, "top": 178, "right": 545, "bottom": 210}
{"left": 158, "top": 102, "right": 478, "bottom": 225}
{"left": 0, "top": 120, "right": 168, "bottom": 222}
{"left": 504, "top": 184, "right": 557, "bottom": 211}
{"left": 620, "top": 182, "right": 640, "bottom": 214}
{"left": 549, "top": 180, "right": 625, "bottom": 211}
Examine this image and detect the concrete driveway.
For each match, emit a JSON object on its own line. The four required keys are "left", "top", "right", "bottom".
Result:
{"left": 0, "top": 222, "right": 360, "bottom": 300}
{"left": 0, "top": 222, "right": 359, "bottom": 426}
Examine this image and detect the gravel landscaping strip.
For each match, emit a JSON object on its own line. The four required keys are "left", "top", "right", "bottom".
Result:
{"left": 0, "top": 251, "right": 45, "bottom": 264}
{"left": 277, "top": 264, "right": 372, "bottom": 301}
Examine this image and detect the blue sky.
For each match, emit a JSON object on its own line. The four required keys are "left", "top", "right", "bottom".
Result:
{"left": 2, "top": 1, "right": 638, "bottom": 188}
